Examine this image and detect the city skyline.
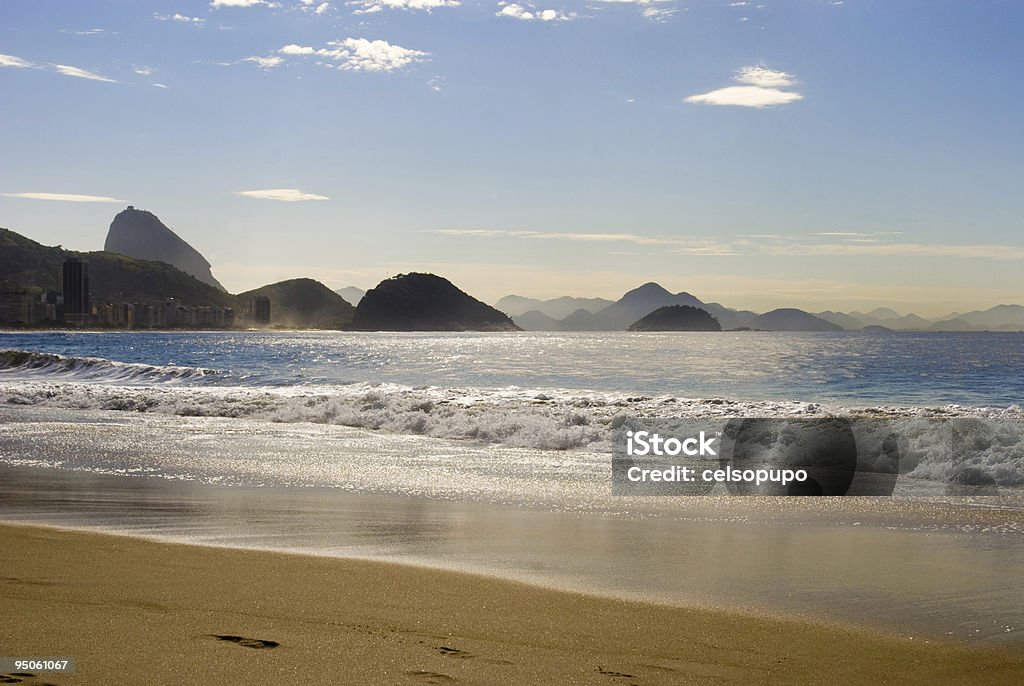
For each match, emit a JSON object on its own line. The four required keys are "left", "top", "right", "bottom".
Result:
{"left": 2, "top": 1, "right": 1023, "bottom": 316}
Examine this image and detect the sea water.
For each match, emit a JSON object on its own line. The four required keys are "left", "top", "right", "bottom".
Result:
{"left": 1, "top": 331, "right": 1023, "bottom": 645}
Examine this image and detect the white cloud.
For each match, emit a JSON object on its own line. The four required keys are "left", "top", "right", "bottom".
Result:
{"left": 2, "top": 192, "right": 126, "bottom": 203}
{"left": 53, "top": 64, "right": 116, "bottom": 82}
{"left": 336, "top": 38, "right": 427, "bottom": 71}
{"left": 352, "top": 0, "right": 459, "bottom": 14}
{"left": 279, "top": 44, "right": 315, "bottom": 55}
{"left": 685, "top": 85, "right": 801, "bottom": 107}
{"left": 134, "top": 66, "right": 153, "bottom": 76}
{"left": 153, "top": 83, "right": 168, "bottom": 89}
{"left": 496, "top": 2, "right": 573, "bottom": 21}
{"left": 0, "top": 53, "right": 34, "bottom": 68}
{"left": 281, "top": 39, "right": 428, "bottom": 72}
{"left": 234, "top": 188, "right": 330, "bottom": 201}
{"left": 243, "top": 55, "right": 285, "bottom": 69}
{"left": 155, "top": 13, "right": 207, "bottom": 26}
{"left": 641, "top": 6, "right": 676, "bottom": 21}
{"left": 498, "top": 4, "right": 534, "bottom": 19}
{"left": 734, "top": 65, "right": 795, "bottom": 88}
{"left": 686, "top": 65, "right": 802, "bottom": 108}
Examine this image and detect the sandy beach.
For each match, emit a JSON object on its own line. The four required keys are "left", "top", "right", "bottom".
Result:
{"left": 2, "top": 524, "right": 1022, "bottom": 685}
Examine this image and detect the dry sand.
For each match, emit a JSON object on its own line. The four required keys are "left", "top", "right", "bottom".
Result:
{"left": 1, "top": 523, "right": 1022, "bottom": 685}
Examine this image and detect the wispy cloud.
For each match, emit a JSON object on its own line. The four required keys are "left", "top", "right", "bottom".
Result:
{"left": 53, "top": 64, "right": 117, "bottom": 82}
{"left": 734, "top": 66, "right": 795, "bottom": 88}
{"left": 596, "top": 0, "right": 678, "bottom": 23}
{"left": 2, "top": 52, "right": 117, "bottom": 83}
{"left": 276, "top": 38, "right": 429, "bottom": 72}
{"left": 0, "top": 53, "right": 34, "bottom": 68}
{"left": 686, "top": 65, "right": 802, "bottom": 108}
{"left": 234, "top": 188, "right": 330, "bottom": 201}
{"left": 433, "top": 228, "right": 1024, "bottom": 261}
{"left": 433, "top": 229, "right": 683, "bottom": 245}
{"left": 211, "top": 0, "right": 278, "bottom": 7}
{"left": 2, "top": 192, "right": 126, "bottom": 203}
{"left": 300, "top": 0, "right": 332, "bottom": 13}
{"left": 352, "top": 0, "right": 458, "bottom": 14}
{"left": 243, "top": 55, "right": 285, "bottom": 70}
{"left": 133, "top": 66, "right": 153, "bottom": 76}
{"left": 155, "top": 13, "right": 207, "bottom": 26}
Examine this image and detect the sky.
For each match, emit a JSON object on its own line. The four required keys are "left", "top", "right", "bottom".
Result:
{"left": 1, "top": 0, "right": 1022, "bottom": 316}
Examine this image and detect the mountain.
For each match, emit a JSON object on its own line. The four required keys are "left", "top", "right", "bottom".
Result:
{"left": 752, "top": 308, "right": 844, "bottom": 332}
{"left": 957, "top": 304, "right": 1024, "bottom": 330}
{"left": 0, "top": 227, "right": 236, "bottom": 308}
{"left": 495, "top": 295, "right": 615, "bottom": 319}
{"left": 350, "top": 273, "right": 521, "bottom": 331}
{"left": 335, "top": 286, "right": 366, "bottom": 306}
{"left": 699, "top": 302, "right": 759, "bottom": 330}
{"left": 512, "top": 310, "right": 562, "bottom": 331}
{"left": 929, "top": 318, "right": 980, "bottom": 332}
{"left": 104, "top": 207, "right": 225, "bottom": 291}
{"left": 627, "top": 305, "right": 722, "bottom": 332}
{"left": 238, "top": 278, "right": 355, "bottom": 329}
{"left": 559, "top": 308, "right": 603, "bottom": 331}
{"left": 816, "top": 311, "right": 868, "bottom": 330}
{"left": 580, "top": 283, "right": 702, "bottom": 330}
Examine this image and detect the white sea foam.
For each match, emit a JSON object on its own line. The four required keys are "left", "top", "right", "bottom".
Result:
{"left": 2, "top": 350, "right": 1022, "bottom": 485}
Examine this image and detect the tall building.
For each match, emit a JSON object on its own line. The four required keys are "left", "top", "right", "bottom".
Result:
{"left": 62, "top": 258, "right": 91, "bottom": 325}
{"left": 250, "top": 296, "right": 271, "bottom": 325}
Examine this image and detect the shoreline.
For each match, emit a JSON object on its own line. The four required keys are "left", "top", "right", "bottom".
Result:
{"left": 3, "top": 523, "right": 1023, "bottom": 685}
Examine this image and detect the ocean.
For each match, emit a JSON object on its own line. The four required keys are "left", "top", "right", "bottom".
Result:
{"left": 1, "top": 330, "right": 1023, "bottom": 646}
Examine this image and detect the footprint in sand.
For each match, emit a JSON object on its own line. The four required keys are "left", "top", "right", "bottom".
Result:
{"left": 1, "top": 675, "right": 60, "bottom": 686}
{"left": 404, "top": 670, "right": 458, "bottom": 684}
{"left": 597, "top": 665, "right": 636, "bottom": 679}
{"left": 436, "top": 646, "right": 513, "bottom": 666}
{"left": 209, "top": 634, "right": 280, "bottom": 650}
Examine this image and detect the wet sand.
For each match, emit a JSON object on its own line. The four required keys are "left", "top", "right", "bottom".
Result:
{"left": 2, "top": 524, "right": 1022, "bottom": 685}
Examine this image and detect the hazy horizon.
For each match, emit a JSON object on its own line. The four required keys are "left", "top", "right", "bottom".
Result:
{"left": 2, "top": 1, "right": 1022, "bottom": 318}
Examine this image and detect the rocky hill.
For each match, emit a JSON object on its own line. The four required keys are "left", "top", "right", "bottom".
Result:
{"left": 239, "top": 279, "right": 355, "bottom": 329}
{"left": 627, "top": 305, "right": 722, "bottom": 331}
{"left": 351, "top": 273, "right": 521, "bottom": 331}
{"left": 0, "top": 227, "right": 236, "bottom": 308}
{"left": 105, "top": 207, "right": 225, "bottom": 291}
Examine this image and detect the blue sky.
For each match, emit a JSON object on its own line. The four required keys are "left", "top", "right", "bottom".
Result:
{"left": 1, "top": 0, "right": 1022, "bottom": 315}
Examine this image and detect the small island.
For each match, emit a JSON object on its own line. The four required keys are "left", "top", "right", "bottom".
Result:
{"left": 627, "top": 305, "right": 722, "bottom": 332}
{"left": 350, "top": 273, "right": 521, "bottom": 331}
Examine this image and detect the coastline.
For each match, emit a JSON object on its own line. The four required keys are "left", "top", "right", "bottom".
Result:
{"left": 3, "top": 523, "right": 1023, "bottom": 685}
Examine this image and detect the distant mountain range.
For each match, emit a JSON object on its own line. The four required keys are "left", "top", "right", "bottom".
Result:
{"left": 500, "top": 284, "right": 1024, "bottom": 332}
{"left": 495, "top": 295, "right": 615, "bottom": 320}
{"left": 4, "top": 207, "right": 1023, "bottom": 333}
{"left": 335, "top": 286, "right": 366, "bottom": 306}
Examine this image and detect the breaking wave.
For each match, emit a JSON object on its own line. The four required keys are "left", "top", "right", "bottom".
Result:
{"left": 0, "top": 349, "right": 222, "bottom": 384}
{"left": 1, "top": 350, "right": 1022, "bottom": 486}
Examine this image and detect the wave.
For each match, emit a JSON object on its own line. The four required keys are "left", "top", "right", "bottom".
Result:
{"left": 0, "top": 349, "right": 222, "bottom": 384}
{"left": 2, "top": 351, "right": 1022, "bottom": 487}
